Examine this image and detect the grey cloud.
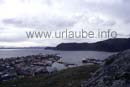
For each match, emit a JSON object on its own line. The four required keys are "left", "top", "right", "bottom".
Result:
{"left": 124, "top": 19, "right": 130, "bottom": 24}
{"left": 81, "top": 0, "right": 130, "bottom": 24}
{"left": 0, "top": 27, "right": 6, "bottom": 30}
{"left": 3, "top": 19, "right": 23, "bottom": 26}
{"left": 50, "top": 18, "right": 77, "bottom": 28}
{"left": 86, "top": 16, "right": 116, "bottom": 27}
{"left": 3, "top": 17, "right": 77, "bottom": 29}
{"left": 3, "top": 18, "right": 47, "bottom": 29}
{"left": 122, "top": 0, "right": 130, "bottom": 3}
{"left": 2, "top": 0, "right": 121, "bottom": 30}
{"left": 117, "top": 33, "right": 130, "bottom": 37}
{"left": 0, "top": 0, "right": 4, "bottom": 4}
{"left": 103, "top": 20, "right": 116, "bottom": 26}
{"left": 2, "top": 15, "right": 116, "bottom": 32}
{"left": 0, "top": 36, "right": 27, "bottom": 42}
{"left": 42, "top": 0, "right": 53, "bottom": 6}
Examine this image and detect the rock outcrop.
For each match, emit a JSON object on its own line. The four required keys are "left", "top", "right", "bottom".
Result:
{"left": 83, "top": 49, "right": 130, "bottom": 87}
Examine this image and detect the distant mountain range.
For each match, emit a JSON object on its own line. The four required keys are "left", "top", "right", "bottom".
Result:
{"left": 45, "top": 38, "right": 130, "bottom": 52}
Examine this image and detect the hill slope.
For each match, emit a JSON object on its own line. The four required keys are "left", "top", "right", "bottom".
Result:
{"left": 46, "top": 38, "right": 130, "bottom": 52}
{"left": 83, "top": 49, "right": 130, "bottom": 87}
{"left": 0, "top": 65, "right": 100, "bottom": 87}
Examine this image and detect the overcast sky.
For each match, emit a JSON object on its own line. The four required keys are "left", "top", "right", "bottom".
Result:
{"left": 0, "top": 0, "right": 130, "bottom": 47}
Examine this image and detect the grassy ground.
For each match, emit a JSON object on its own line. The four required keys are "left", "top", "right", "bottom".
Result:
{"left": 0, "top": 64, "right": 100, "bottom": 87}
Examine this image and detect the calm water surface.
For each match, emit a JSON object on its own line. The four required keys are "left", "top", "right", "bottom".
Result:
{"left": 0, "top": 49, "right": 115, "bottom": 65}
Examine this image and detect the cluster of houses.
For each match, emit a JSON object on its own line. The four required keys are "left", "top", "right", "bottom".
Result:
{"left": 0, "top": 53, "right": 102, "bottom": 81}
{"left": 0, "top": 54, "right": 62, "bottom": 81}
{"left": 82, "top": 58, "right": 103, "bottom": 64}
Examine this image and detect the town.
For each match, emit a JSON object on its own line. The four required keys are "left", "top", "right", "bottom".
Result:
{"left": 0, "top": 53, "right": 104, "bottom": 82}
{"left": 0, "top": 54, "right": 63, "bottom": 81}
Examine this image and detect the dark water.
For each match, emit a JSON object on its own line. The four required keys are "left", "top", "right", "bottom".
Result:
{"left": 0, "top": 49, "right": 115, "bottom": 65}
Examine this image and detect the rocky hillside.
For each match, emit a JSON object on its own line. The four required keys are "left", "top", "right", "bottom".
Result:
{"left": 83, "top": 49, "right": 130, "bottom": 87}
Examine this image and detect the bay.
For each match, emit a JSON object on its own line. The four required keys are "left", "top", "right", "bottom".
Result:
{"left": 0, "top": 48, "right": 115, "bottom": 65}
